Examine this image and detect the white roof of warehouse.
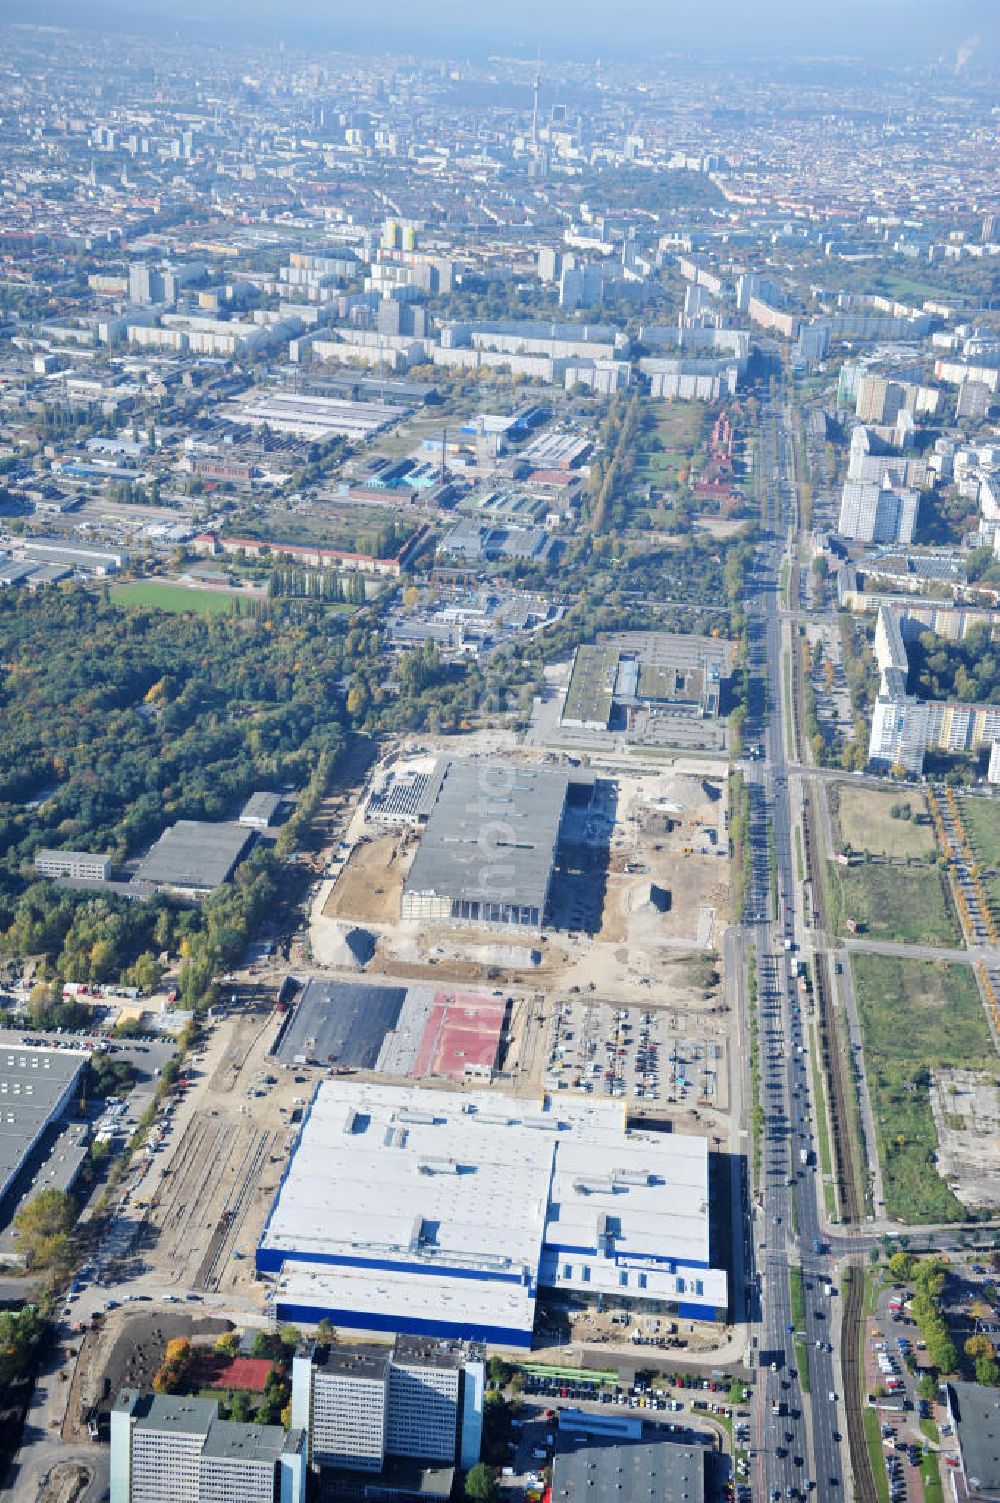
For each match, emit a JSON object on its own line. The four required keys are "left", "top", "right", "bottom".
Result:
{"left": 547, "top": 1104, "right": 712, "bottom": 1267}
{"left": 260, "top": 1082, "right": 553, "bottom": 1276}
{"left": 261, "top": 1082, "right": 718, "bottom": 1287}
{"left": 275, "top": 1259, "right": 536, "bottom": 1334}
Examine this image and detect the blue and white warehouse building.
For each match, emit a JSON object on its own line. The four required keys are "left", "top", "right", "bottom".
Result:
{"left": 258, "top": 1082, "right": 727, "bottom": 1346}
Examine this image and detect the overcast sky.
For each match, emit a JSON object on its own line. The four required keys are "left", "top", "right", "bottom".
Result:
{"left": 3, "top": 0, "right": 999, "bottom": 63}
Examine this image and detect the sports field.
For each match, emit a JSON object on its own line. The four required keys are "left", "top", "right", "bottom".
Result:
{"left": 111, "top": 580, "right": 242, "bottom": 616}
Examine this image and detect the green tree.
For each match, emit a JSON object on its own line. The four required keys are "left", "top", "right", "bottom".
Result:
{"left": 465, "top": 1463, "right": 499, "bottom": 1503}
{"left": 486, "top": 1355, "right": 513, "bottom": 1386}
{"left": 13, "top": 1188, "right": 76, "bottom": 1271}
{"left": 229, "top": 1392, "right": 252, "bottom": 1422}
{"left": 887, "top": 1251, "right": 916, "bottom": 1282}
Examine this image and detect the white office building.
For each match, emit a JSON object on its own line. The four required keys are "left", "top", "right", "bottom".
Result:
{"left": 290, "top": 1335, "right": 483, "bottom": 1474}
{"left": 110, "top": 1391, "right": 306, "bottom": 1503}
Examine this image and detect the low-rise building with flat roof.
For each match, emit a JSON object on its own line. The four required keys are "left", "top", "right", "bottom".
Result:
{"left": 947, "top": 1381, "right": 1000, "bottom": 1501}
{"left": 239, "top": 792, "right": 284, "bottom": 829}
{"left": 35, "top": 848, "right": 113, "bottom": 881}
{"left": 0, "top": 1044, "right": 88, "bottom": 1212}
{"left": 400, "top": 759, "right": 569, "bottom": 931}
{"left": 552, "top": 1425, "right": 706, "bottom": 1503}
{"left": 134, "top": 821, "right": 254, "bottom": 897}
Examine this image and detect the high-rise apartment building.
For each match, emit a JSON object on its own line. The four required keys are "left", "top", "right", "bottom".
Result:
{"left": 838, "top": 477, "right": 920, "bottom": 545}
{"left": 291, "top": 1336, "right": 483, "bottom": 1477}
{"left": 110, "top": 1391, "right": 306, "bottom": 1503}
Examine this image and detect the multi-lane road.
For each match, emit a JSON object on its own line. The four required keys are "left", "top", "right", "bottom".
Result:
{"left": 743, "top": 399, "right": 846, "bottom": 1502}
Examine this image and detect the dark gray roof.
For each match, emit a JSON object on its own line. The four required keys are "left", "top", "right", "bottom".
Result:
{"left": 241, "top": 792, "right": 283, "bottom": 824}
{"left": 0, "top": 1045, "right": 87, "bottom": 1195}
{"left": 404, "top": 759, "right": 568, "bottom": 912}
{"left": 274, "top": 979, "right": 406, "bottom": 1069}
{"left": 552, "top": 1430, "right": 706, "bottom": 1503}
{"left": 320, "top": 1454, "right": 453, "bottom": 1498}
{"left": 392, "top": 1334, "right": 464, "bottom": 1371}
{"left": 314, "top": 1342, "right": 391, "bottom": 1380}
{"left": 950, "top": 1380, "right": 1000, "bottom": 1493}
{"left": 135, "top": 820, "right": 253, "bottom": 891}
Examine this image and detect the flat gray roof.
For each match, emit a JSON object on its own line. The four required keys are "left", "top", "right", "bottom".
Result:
{"left": 241, "top": 792, "right": 283, "bottom": 824}
{"left": 950, "top": 1380, "right": 1000, "bottom": 1493}
{"left": 116, "top": 1390, "right": 217, "bottom": 1435}
{"left": 114, "top": 1389, "right": 296, "bottom": 1462}
{"left": 274, "top": 979, "right": 406, "bottom": 1069}
{"left": 202, "top": 1418, "right": 291, "bottom": 1462}
{"left": 135, "top": 821, "right": 253, "bottom": 891}
{"left": 0, "top": 1045, "right": 86, "bottom": 1198}
{"left": 403, "top": 759, "right": 568, "bottom": 913}
{"left": 314, "top": 1342, "right": 391, "bottom": 1380}
{"left": 553, "top": 1429, "right": 706, "bottom": 1503}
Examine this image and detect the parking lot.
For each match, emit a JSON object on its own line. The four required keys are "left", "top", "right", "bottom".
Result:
{"left": 500, "top": 1384, "right": 728, "bottom": 1501}
{"left": 544, "top": 1000, "right": 723, "bottom": 1110}
{"left": 868, "top": 1287, "right": 957, "bottom": 1503}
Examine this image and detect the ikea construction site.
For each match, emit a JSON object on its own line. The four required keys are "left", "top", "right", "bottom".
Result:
{"left": 63, "top": 660, "right": 745, "bottom": 1448}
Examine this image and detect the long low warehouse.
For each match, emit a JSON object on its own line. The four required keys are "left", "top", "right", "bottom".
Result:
{"left": 258, "top": 1082, "right": 728, "bottom": 1346}
{"left": 0, "top": 1044, "right": 88, "bottom": 1209}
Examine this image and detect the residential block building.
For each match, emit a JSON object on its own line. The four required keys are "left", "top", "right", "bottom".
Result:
{"left": 109, "top": 1391, "right": 306, "bottom": 1503}
{"left": 290, "top": 1336, "right": 483, "bottom": 1476}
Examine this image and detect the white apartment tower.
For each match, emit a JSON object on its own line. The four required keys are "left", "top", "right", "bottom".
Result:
{"left": 291, "top": 1336, "right": 484, "bottom": 1476}
{"left": 110, "top": 1391, "right": 306, "bottom": 1503}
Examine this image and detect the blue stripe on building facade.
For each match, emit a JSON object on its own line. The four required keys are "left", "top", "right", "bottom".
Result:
{"left": 274, "top": 1301, "right": 534, "bottom": 1349}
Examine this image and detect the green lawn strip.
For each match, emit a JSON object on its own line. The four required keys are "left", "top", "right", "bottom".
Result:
{"left": 783, "top": 652, "right": 795, "bottom": 759}
{"left": 780, "top": 562, "right": 790, "bottom": 608}
{"left": 960, "top": 794, "right": 1000, "bottom": 865}
{"left": 920, "top": 1452, "right": 944, "bottom": 1503}
{"left": 827, "top": 861, "right": 961, "bottom": 947}
{"left": 789, "top": 1264, "right": 806, "bottom": 1328}
{"left": 863, "top": 1408, "right": 892, "bottom": 1503}
{"left": 795, "top": 825, "right": 805, "bottom": 883}
{"left": 860, "top": 1266, "right": 891, "bottom": 1503}
{"left": 834, "top": 1005, "right": 873, "bottom": 1218}
{"left": 920, "top": 1418, "right": 939, "bottom": 1444}
{"left": 808, "top": 1024, "right": 838, "bottom": 1219}
{"left": 959, "top": 795, "right": 1000, "bottom": 917}
{"left": 850, "top": 953, "right": 991, "bottom": 1223}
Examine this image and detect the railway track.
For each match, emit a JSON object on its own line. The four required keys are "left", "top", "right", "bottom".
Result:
{"left": 799, "top": 787, "right": 862, "bottom": 1226}
{"left": 196, "top": 1128, "right": 274, "bottom": 1290}
{"left": 841, "top": 1265, "right": 879, "bottom": 1503}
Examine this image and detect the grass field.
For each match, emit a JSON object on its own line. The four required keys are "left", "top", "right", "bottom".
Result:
{"left": 632, "top": 400, "right": 705, "bottom": 495}
{"left": 851, "top": 953, "right": 993, "bottom": 1223}
{"left": 836, "top": 784, "right": 935, "bottom": 860}
{"left": 111, "top": 581, "right": 242, "bottom": 616}
{"left": 960, "top": 796, "right": 1000, "bottom": 869}
{"left": 828, "top": 861, "right": 960, "bottom": 946}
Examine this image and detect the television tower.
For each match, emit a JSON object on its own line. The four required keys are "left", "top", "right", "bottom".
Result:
{"left": 531, "top": 49, "right": 541, "bottom": 151}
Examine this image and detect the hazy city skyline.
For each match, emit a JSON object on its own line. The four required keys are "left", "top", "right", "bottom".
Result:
{"left": 3, "top": 0, "right": 999, "bottom": 63}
